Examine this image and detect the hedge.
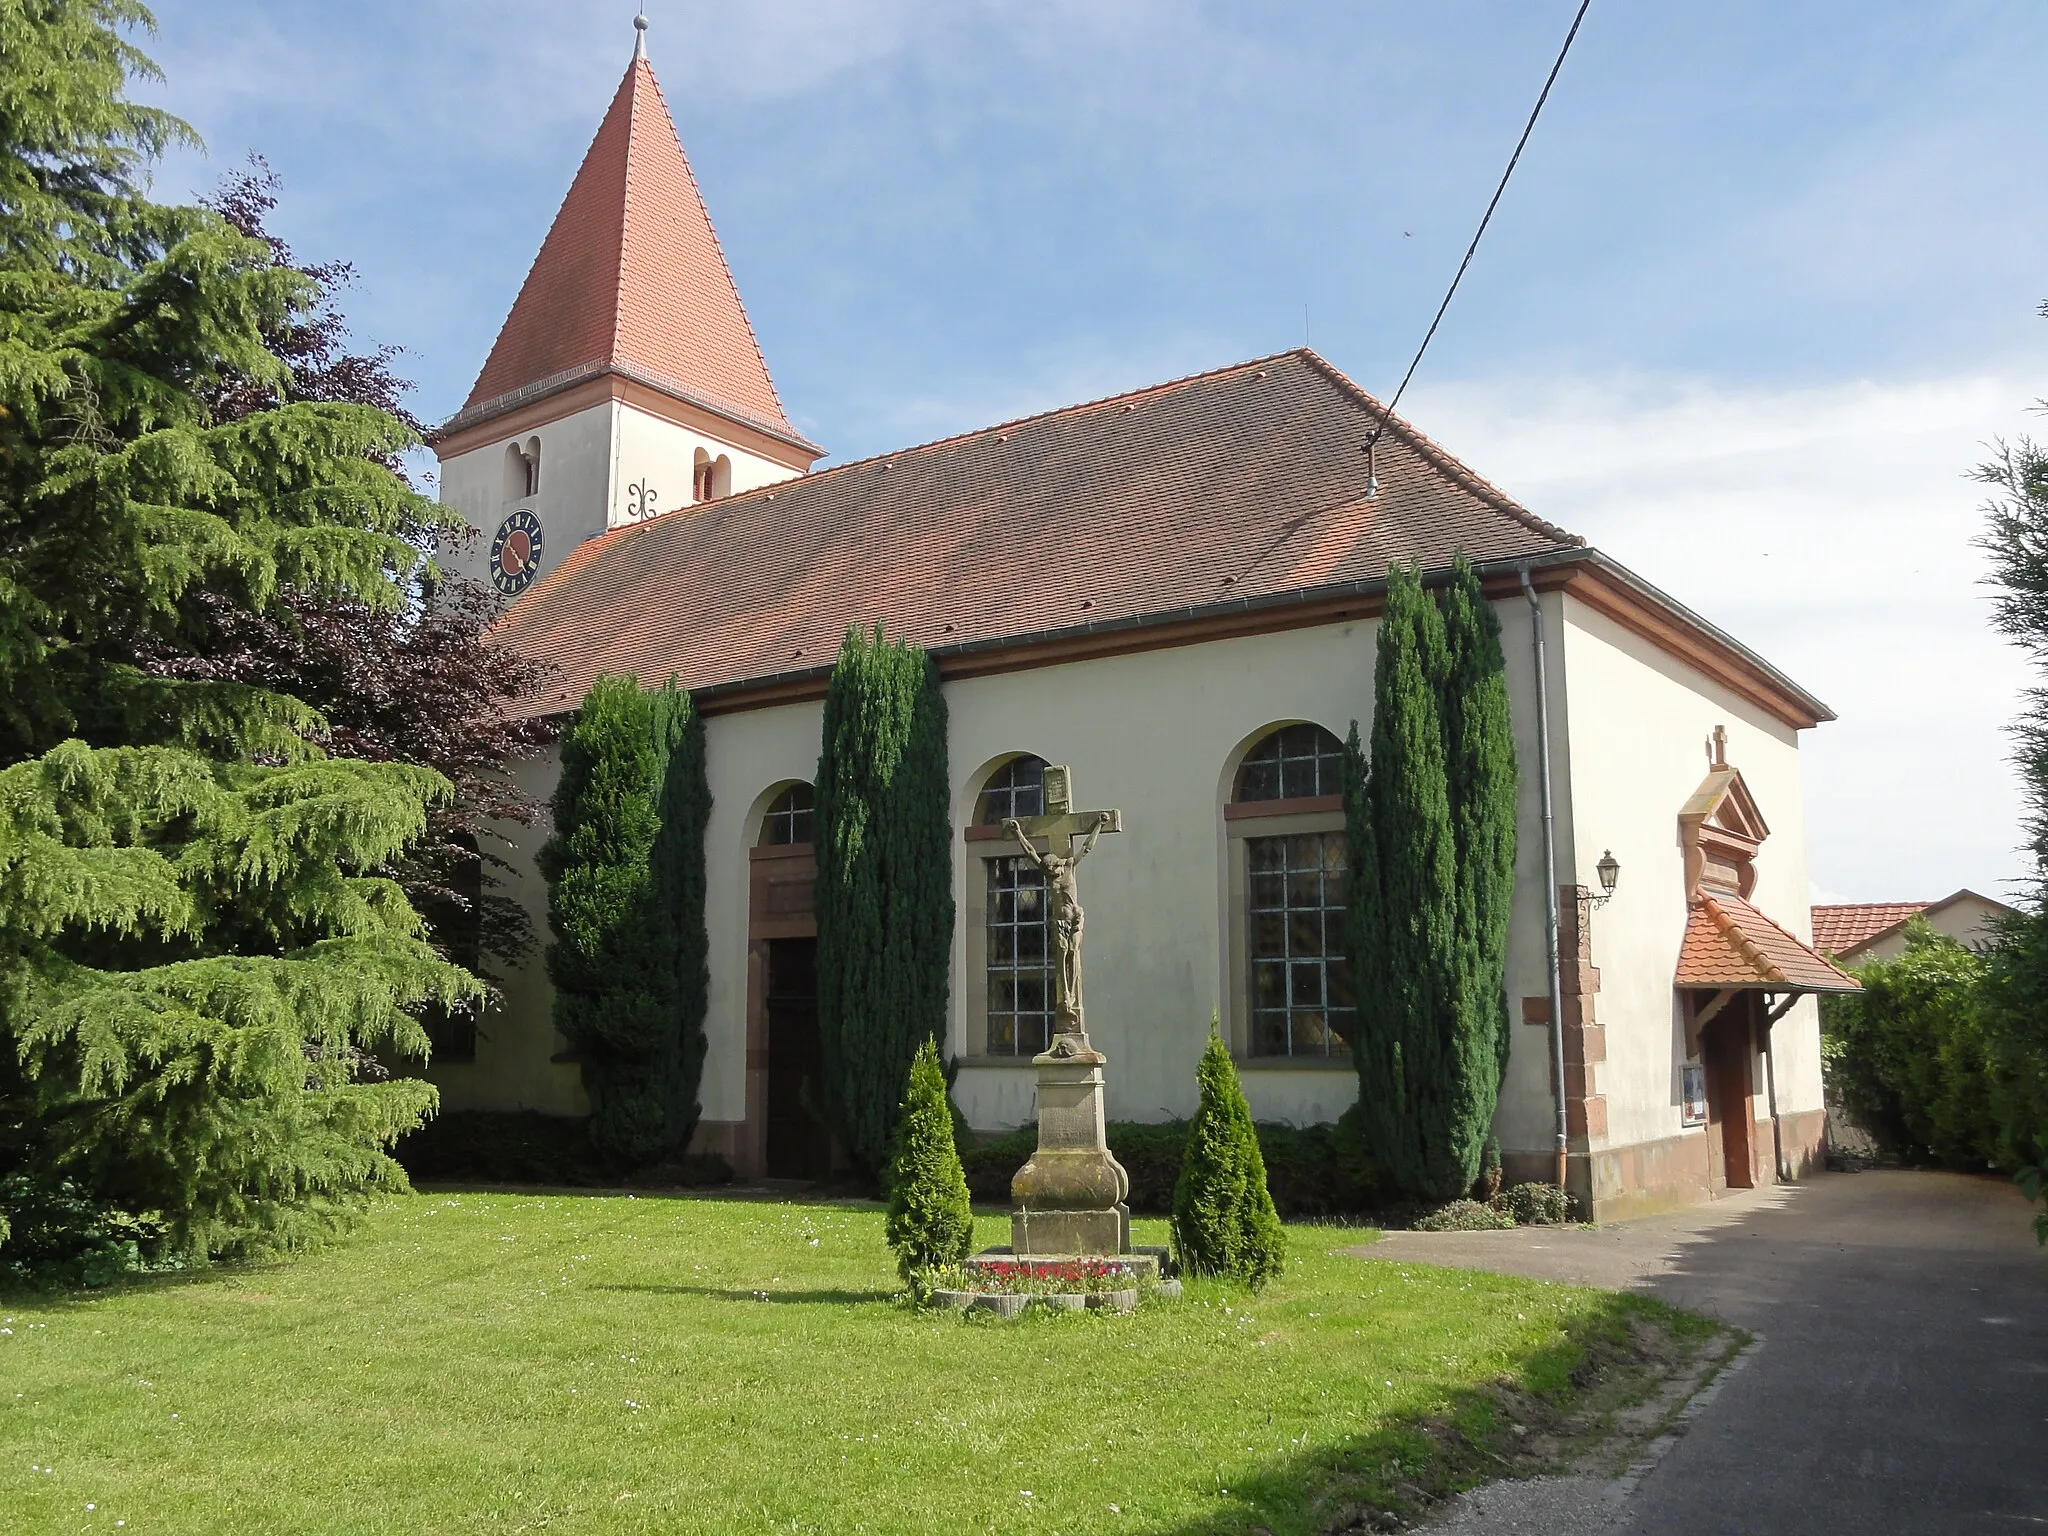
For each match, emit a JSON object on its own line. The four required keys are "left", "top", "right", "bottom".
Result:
{"left": 394, "top": 1111, "right": 733, "bottom": 1188}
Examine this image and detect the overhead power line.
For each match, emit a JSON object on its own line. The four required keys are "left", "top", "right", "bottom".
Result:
{"left": 1364, "top": 0, "right": 1593, "bottom": 496}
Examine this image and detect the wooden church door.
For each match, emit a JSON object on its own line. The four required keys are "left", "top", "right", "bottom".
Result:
{"left": 1701, "top": 1006, "right": 1756, "bottom": 1191}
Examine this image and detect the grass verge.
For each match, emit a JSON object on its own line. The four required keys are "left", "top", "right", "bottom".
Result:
{"left": 0, "top": 1194, "right": 1719, "bottom": 1535}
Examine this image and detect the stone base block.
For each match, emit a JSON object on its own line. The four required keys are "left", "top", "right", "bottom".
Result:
{"left": 1011, "top": 1205, "right": 1128, "bottom": 1257}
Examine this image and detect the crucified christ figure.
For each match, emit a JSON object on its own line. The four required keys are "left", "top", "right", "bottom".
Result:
{"left": 1002, "top": 809, "right": 1113, "bottom": 1035}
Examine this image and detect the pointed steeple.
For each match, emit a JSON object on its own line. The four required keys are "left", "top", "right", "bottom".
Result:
{"left": 460, "top": 35, "right": 804, "bottom": 445}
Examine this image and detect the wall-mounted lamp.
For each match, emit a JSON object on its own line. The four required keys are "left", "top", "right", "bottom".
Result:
{"left": 1592, "top": 849, "right": 1621, "bottom": 908}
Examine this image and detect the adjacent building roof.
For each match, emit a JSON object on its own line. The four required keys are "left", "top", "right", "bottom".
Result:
{"left": 1810, "top": 901, "right": 1930, "bottom": 957}
{"left": 448, "top": 50, "right": 804, "bottom": 448}
{"left": 490, "top": 349, "right": 1592, "bottom": 715}
{"left": 1811, "top": 889, "right": 2019, "bottom": 959}
{"left": 1678, "top": 891, "right": 1860, "bottom": 993}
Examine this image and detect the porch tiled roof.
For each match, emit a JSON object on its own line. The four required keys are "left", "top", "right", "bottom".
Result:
{"left": 1679, "top": 890, "right": 1860, "bottom": 993}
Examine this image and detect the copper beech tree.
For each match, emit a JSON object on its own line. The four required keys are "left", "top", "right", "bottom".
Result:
{"left": 139, "top": 161, "right": 557, "bottom": 1000}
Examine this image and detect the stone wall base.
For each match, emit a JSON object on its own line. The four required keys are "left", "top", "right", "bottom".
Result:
{"left": 687, "top": 1118, "right": 745, "bottom": 1169}
{"left": 1504, "top": 1110, "right": 1828, "bottom": 1223}
{"left": 1778, "top": 1108, "right": 1826, "bottom": 1178}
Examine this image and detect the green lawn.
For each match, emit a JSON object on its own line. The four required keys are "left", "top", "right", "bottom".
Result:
{"left": 0, "top": 1194, "right": 1707, "bottom": 1535}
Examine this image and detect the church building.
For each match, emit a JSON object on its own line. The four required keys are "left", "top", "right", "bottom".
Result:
{"left": 435, "top": 32, "right": 1855, "bottom": 1218}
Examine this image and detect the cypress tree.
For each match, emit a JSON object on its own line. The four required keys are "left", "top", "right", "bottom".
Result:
{"left": 650, "top": 681, "right": 712, "bottom": 1155}
{"left": 540, "top": 676, "right": 709, "bottom": 1162}
{"left": 884, "top": 1039, "right": 974, "bottom": 1278}
{"left": 1439, "top": 555, "right": 1519, "bottom": 1158}
{"left": 814, "top": 627, "right": 953, "bottom": 1179}
{"left": 0, "top": 3, "right": 478, "bottom": 1259}
{"left": 1171, "top": 1027, "right": 1286, "bottom": 1289}
{"left": 1347, "top": 565, "right": 1463, "bottom": 1200}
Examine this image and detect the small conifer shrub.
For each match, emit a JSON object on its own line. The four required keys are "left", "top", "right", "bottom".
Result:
{"left": 1171, "top": 1025, "right": 1286, "bottom": 1289}
{"left": 885, "top": 1040, "right": 975, "bottom": 1280}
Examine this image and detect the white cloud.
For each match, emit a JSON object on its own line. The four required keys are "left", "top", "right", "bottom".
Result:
{"left": 1408, "top": 371, "right": 2044, "bottom": 905}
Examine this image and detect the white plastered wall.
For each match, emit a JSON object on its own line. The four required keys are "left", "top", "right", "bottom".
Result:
{"left": 1556, "top": 594, "right": 1826, "bottom": 1160}
{"left": 699, "top": 701, "right": 829, "bottom": 1126}
{"left": 1493, "top": 587, "right": 1585, "bottom": 1160}
{"left": 609, "top": 402, "right": 798, "bottom": 532}
{"left": 451, "top": 594, "right": 1829, "bottom": 1198}
{"left": 436, "top": 400, "right": 617, "bottom": 592}
{"left": 688, "top": 607, "right": 1573, "bottom": 1145}
{"left": 939, "top": 624, "right": 1376, "bottom": 1132}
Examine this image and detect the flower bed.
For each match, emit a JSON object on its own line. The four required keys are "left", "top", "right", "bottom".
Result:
{"left": 916, "top": 1255, "right": 1178, "bottom": 1314}
{"left": 951, "top": 1257, "right": 1147, "bottom": 1295}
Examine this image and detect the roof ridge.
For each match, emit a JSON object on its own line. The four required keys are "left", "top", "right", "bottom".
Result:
{"left": 1297, "top": 349, "right": 1585, "bottom": 550}
{"left": 1701, "top": 891, "right": 1785, "bottom": 984}
{"left": 611, "top": 59, "right": 642, "bottom": 380}
{"left": 632, "top": 60, "right": 793, "bottom": 428}
{"left": 1720, "top": 890, "right": 1860, "bottom": 988}
{"left": 533, "top": 351, "right": 1319, "bottom": 565}
{"left": 812, "top": 349, "right": 1316, "bottom": 474}
{"left": 465, "top": 69, "right": 633, "bottom": 407}
{"left": 585, "top": 345, "right": 1595, "bottom": 549}
{"left": 463, "top": 49, "right": 798, "bottom": 434}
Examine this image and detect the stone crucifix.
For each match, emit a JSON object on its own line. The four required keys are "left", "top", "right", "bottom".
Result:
{"left": 1001, "top": 765, "right": 1121, "bottom": 1046}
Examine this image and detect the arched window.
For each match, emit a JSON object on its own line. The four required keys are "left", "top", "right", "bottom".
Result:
{"left": 977, "top": 754, "right": 1046, "bottom": 825}
{"left": 1234, "top": 722, "right": 1344, "bottom": 803}
{"left": 758, "top": 782, "right": 815, "bottom": 846}
{"left": 973, "top": 756, "right": 1052, "bottom": 1057}
{"left": 692, "top": 450, "right": 735, "bottom": 503}
{"left": 501, "top": 441, "right": 538, "bottom": 504}
{"left": 1230, "top": 724, "right": 1352, "bottom": 1060}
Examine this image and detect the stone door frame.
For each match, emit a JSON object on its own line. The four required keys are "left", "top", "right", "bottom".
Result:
{"left": 745, "top": 841, "right": 816, "bottom": 1180}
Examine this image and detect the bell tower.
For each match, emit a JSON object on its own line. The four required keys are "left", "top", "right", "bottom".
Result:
{"left": 434, "top": 14, "right": 821, "bottom": 600}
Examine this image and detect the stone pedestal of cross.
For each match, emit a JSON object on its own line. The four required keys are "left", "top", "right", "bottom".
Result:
{"left": 998, "top": 765, "right": 1136, "bottom": 1257}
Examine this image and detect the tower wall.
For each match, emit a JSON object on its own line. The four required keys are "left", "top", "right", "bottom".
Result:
{"left": 437, "top": 388, "right": 811, "bottom": 596}
{"left": 437, "top": 398, "right": 616, "bottom": 594}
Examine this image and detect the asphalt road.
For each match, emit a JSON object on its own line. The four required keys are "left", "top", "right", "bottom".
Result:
{"left": 1357, "top": 1170, "right": 2048, "bottom": 1534}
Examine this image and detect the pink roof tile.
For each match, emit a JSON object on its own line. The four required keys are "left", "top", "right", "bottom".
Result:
{"left": 487, "top": 350, "right": 1582, "bottom": 715}
{"left": 460, "top": 53, "right": 796, "bottom": 441}
{"left": 1810, "top": 902, "right": 1930, "bottom": 956}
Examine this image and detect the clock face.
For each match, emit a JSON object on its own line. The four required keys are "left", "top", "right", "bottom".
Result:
{"left": 490, "top": 510, "right": 544, "bottom": 596}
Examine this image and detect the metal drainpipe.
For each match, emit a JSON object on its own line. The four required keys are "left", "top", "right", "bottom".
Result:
{"left": 1520, "top": 564, "right": 1571, "bottom": 1192}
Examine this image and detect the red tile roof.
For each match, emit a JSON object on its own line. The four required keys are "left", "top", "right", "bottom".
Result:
{"left": 488, "top": 349, "right": 1583, "bottom": 715}
{"left": 1809, "top": 902, "right": 1929, "bottom": 956}
{"left": 1679, "top": 891, "right": 1859, "bottom": 992}
{"left": 457, "top": 53, "right": 798, "bottom": 444}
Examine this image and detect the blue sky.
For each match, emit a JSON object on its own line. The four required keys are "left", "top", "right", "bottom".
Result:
{"left": 144, "top": 1, "right": 2048, "bottom": 904}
